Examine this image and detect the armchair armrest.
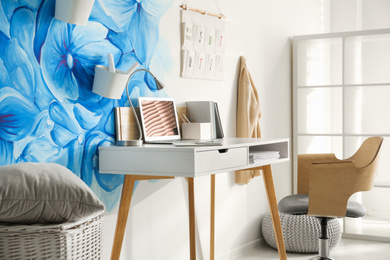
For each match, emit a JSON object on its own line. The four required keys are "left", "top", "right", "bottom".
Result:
{"left": 307, "top": 161, "right": 357, "bottom": 217}
{"left": 312, "top": 160, "right": 354, "bottom": 165}
{"left": 297, "top": 153, "right": 340, "bottom": 194}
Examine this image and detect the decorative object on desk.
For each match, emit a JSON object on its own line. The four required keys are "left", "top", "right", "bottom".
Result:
{"left": 54, "top": 0, "right": 95, "bottom": 25}
{"left": 186, "top": 101, "right": 224, "bottom": 139}
{"left": 214, "top": 102, "right": 224, "bottom": 138}
{"left": 180, "top": 0, "right": 225, "bottom": 80}
{"left": 261, "top": 212, "right": 341, "bottom": 253}
{"left": 139, "top": 97, "right": 179, "bottom": 142}
{"left": 114, "top": 107, "right": 141, "bottom": 142}
{"left": 177, "top": 107, "right": 191, "bottom": 126}
{"left": 235, "top": 56, "right": 262, "bottom": 184}
{"left": 182, "top": 122, "right": 211, "bottom": 139}
{"left": 92, "top": 61, "right": 165, "bottom": 146}
{"left": 177, "top": 110, "right": 191, "bottom": 124}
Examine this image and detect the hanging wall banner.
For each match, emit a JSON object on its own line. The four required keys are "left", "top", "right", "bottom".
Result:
{"left": 181, "top": 10, "right": 225, "bottom": 81}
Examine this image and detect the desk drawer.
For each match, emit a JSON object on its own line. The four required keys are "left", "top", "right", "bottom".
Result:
{"left": 195, "top": 147, "right": 247, "bottom": 173}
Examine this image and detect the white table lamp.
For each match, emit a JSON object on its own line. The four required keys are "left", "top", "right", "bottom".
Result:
{"left": 92, "top": 62, "right": 164, "bottom": 146}
{"left": 55, "top": 0, "right": 95, "bottom": 25}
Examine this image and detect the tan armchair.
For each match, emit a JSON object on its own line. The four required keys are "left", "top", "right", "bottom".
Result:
{"left": 278, "top": 136, "right": 383, "bottom": 260}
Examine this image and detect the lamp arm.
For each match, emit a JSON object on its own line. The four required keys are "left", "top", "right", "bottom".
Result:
{"left": 128, "top": 68, "right": 159, "bottom": 80}
{"left": 125, "top": 69, "right": 159, "bottom": 141}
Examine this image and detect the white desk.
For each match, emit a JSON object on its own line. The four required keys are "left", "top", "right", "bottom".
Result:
{"left": 99, "top": 137, "right": 289, "bottom": 260}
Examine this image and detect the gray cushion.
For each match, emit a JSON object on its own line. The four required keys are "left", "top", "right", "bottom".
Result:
{"left": 278, "top": 194, "right": 366, "bottom": 218}
{"left": 0, "top": 163, "right": 104, "bottom": 224}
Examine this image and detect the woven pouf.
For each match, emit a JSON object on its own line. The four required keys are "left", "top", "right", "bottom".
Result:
{"left": 261, "top": 212, "right": 341, "bottom": 253}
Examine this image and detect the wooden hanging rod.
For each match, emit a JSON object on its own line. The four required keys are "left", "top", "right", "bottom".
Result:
{"left": 180, "top": 4, "right": 225, "bottom": 19}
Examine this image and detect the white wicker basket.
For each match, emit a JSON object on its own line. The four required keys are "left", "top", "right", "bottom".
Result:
{"left": 0, "top": 211, "right": 104, "bottom": 260}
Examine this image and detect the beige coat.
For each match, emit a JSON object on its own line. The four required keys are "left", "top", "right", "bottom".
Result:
{"left": 235, "top": 56, "right": 262, "bottom": 184}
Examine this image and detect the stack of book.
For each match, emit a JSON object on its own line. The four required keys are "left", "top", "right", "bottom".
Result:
{"left": 249, "top": 151, "right": 280, "bottom": 163}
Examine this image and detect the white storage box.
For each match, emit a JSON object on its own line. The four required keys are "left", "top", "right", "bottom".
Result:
{"left": 182, "top": 122, "right": 211, "bottom": 139}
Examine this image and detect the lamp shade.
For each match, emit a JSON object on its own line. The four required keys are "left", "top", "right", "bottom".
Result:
{"left": 55, "top": 0, "right": 95, "bottom": 25}
{"left": 154, "top": 78, "right": 165, "bottom": 91}
{"left": 92, "top": 65, "right": 129, "bottom": 99}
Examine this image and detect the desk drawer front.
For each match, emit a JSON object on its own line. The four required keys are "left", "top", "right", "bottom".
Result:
{"left": 196, "top": 147, "right": 247, "bottom": 173}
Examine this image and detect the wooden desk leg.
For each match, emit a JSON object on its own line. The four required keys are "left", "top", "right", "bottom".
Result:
{"left": 111, "top": 175, "right": 137, "bottom": 260}
{"left": 188, "top": 177, "right": 196, "bottom": 260}
{"left": 210, "top": 174, "right": 215, "bottom": 260}
{"left": 262, "top": 165, "right": 287, "bottom": 260}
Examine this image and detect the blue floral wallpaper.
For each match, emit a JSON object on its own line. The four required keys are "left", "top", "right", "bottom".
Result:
{"left": 0, "top": 0, "right": 173, "bottom": 211}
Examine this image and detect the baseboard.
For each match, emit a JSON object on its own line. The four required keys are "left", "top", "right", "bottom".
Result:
{"left": 342, "top": 233, "right": 390, "bottom": 243}
{"left": 215, "top": 238, "right": 264, "bottom": 260}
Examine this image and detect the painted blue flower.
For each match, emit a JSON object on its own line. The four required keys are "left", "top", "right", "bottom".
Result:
{"left": 0, "top": 0, "right": 41, "bottom": 38}
{"left": 15, "top": 110, "right": 59, "bottom": 165}
{"left": 0, "top": 32, "right": 12, "bottom": 88}
{"left": 17, "top": 137, "right": 58, "bottom": 163}
{"left": 0, "top": 0, "right": 174, "bottom": 212}
{"left": 100, "top": 0, "right": 172, "bottom": 29}
{"left": 82, "top": 131, "right": 122, "bottom": 189}
{"left": 10, "top": 7, "right": 40, "bottom": 66}
{"left": 0, "top": 29, "right": 8, "bottom": 56}
{"left": 0, "top": 3, "right": 9, "bottom": 38}
{"left": 0, "top": 59, "right": 11, "bottom": 88}
{"left": 2, "top": 38, "right": 35, "bottom": 99}
{"left": 70, "top": 97, "right": 114, "bottom": 132}
{"left": 49, "top": 138, "right": 84, "bottom": 177}
{"left": 48, "top": 101, "right": 86, "bottom": 175}
{"left": 49, "top": 101, "right": 85, "bottom": 146}
{"left": 89, "top": 0, "right": 120, "bottom": 32}
{"left": 82, "top": 131, "right": 127, "bottom": 211}
{"left": 1, "top": 0, "right": 41, "bottom": 18}
{"left": 34, "top": 0, "right": 55, "bottom": 63}
{"left": 102, "top": 0, "right": 173, "bottom": 65}
{"left": 41, "top": 20, "right": 121, "bottom": 101}
{"left": 0, "top": 87, "right": 39, "bottom": 142}
{"left": 9, "top": 6, "right": 55, "bottom": 110}
{"left": 0, "top": 140, "right": 13, "bottom": 166}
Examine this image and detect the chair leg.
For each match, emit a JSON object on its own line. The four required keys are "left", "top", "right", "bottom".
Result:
{"left": 309, "top": 218, "right": 335, "bottom": 260}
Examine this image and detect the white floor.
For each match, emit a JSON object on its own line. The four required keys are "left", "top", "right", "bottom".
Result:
{"left": 238, "top": 239, "right": 390, "bottom": 260}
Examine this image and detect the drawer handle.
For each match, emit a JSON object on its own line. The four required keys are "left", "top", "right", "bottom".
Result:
{"left": 218, "top": 149, "right": 229, "bottom": 154}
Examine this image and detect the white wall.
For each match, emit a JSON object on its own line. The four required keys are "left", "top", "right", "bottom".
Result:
{"left": 102, "top": 1, "right": 328, "bottom": 259}
{"left": 331, "top": 0, "right": 390, "bottom": 31}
